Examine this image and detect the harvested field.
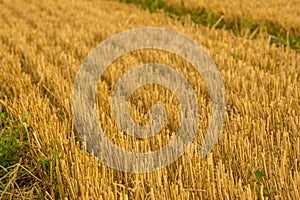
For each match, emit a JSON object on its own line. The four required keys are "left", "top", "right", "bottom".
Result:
{"left": 0, "top": 0, "right": 299, "bottom": 199}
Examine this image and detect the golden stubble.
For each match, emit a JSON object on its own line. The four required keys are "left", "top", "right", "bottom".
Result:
{"left": 0, "top": 0, "right": 299, "bottom": 199}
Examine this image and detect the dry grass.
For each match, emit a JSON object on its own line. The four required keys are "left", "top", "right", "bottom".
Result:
{"left": 0, "top": 0, "right": 299, "bottom": 199}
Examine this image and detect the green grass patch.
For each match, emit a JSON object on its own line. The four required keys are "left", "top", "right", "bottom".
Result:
{"left": 254, "top": 169, "right": 277, "bottom": 198}
{"left": 254, "top": 169, "right": 265, "bottom": 183}
{"left": 0, "top": 110, "right": 31, "bottom": 191}
{"left": 0, "top": 111, "right": 30, "bottom": 170}
{"left": 0, "top": 109, "right": 62, "bottom": 198}
{"left": 40, "top": 144, "right": 62, "bottom": 199}
{"left": 119, "top": 0, "right": 164, "bottom": 13}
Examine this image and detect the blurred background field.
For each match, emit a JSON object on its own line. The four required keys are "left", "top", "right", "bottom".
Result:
{"left": 0, "top": 0, "right": 299, "bottom": 199}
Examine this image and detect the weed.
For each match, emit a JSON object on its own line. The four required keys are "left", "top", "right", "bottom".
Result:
{"left": 254, "top": 170, "right": 277, "bottom": 198}
{"left": 0, "top": 110, "right": 31, "bottom": 195}
{"left": 0, "top": 111, "right": 30, "bottom": 172}
{"left": 40, "top": 145, "right": 62, "bottom": 199}
{"left": 119, "top": 0, "right": 164, "bottom": 13}
{"left": 254, "top": 169, "right": 265, "bottom": 183}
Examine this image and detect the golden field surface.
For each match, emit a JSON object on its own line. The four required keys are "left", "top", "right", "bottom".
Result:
{"left": 0, "top": 0, "right": 299, "bottom": 199}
